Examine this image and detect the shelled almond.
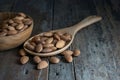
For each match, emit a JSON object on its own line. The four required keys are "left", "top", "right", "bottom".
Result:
{"left": 33, "top": 56, "right": 41, "bottom": 63}
{"left": 49, "top": 56, "right": 60, "bottom": 64}
{"left": 73, "top": 49, "right": 80, "bottom": 56}
{"left": 37, "top": 60, "right": 48, "bottom": 69}
{"left": 0, "top": 12, "right": 32, "bottom": 36}
{"left": 20, "top": 56, "right": 29, "bottom": 64}
{"left": 19, "top": 49, "right": 26, "bottom": 56}
{"left": 25, "top": 31, "right": 72, "bottom": 53}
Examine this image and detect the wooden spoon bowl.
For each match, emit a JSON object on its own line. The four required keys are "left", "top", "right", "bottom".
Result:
{"left": 24, "top": 15, "right": 102, "bottom": 57}
{"left": 0, "top": 12, "right": 33, "bottom": 51}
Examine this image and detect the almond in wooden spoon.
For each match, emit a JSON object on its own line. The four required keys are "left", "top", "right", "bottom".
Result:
{"left": 24, "top": 15, "right": 102, "bottom": 57}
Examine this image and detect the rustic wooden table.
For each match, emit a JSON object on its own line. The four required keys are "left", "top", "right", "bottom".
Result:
{"left": 0, "top": 0, "right": 120, "bottom": 80}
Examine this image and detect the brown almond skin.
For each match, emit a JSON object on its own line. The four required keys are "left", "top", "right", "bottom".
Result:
{"left": 43, "top": 32, "right": 53, "bottom": 37}
{"left": 52, "top": 39, "right": 58, "bottom": 45}
{"left": 33, "top": 56, "right": 41, "bottom": 63}
{"left": 14, "top": 16, "right": 24, "bottom": 20}
{"left": 23, "top": 19, "right": 32, "bottom": 25}
{"left": 13, "top": 18, "right": 22, "bottom": 24}
{"left": 20, "top": 56, "right": 29, "bottom": 64}
{"left": 61, "top": 50, "right": 73, "bottom": 55}
{"left": 60, "top": 33, "right": 72, "bottom": 41}
{"left": 35, "top": 44, "right": 43, "bottom": 52}
{"left": 30, "top": 41, "right": 36, "bottom": 47}
{"left": 73, "top": 49, "right": 80, "bottom": 56}
{"left": 19, "top": 49, "right": 26, "bottom": 56}
{"left": 50, "top": 46, "right": 57, "bottom": 51}
{"left": 64, "top": 55, "right": 73, "bottom": 63}
{"left": 45, "top": 37, "right": 53, "bottom": 43}
{"left": 49, "top": 56, "right": 60, "bottom": 64}
{"left": 42, "top": 48, "right": 53, "bottom": 53}
{"left": 19, "top": 25, "right": 28, "bottom": 32}
{"left": 37, "top": 60, "right": 48, "bottom": 69}
{"left": 54, "top": 34, "right": 60, "bottom": 40}
{"left": 8, "top": 26, "right": 15, "bottom": 31}
{"left": 32, "top": 36, "right": 41, "bottom": 43}
{"left": 7, "top": 30, "right": 18, "bottom": 35}
{"left": 25, "top": 43, "right": 35, "bottom": 51}
{"left": 43, "top": 43, "right": 54, "bottom": 48}
{"left": 16, "top": 23, "right": 24, "bottom": 30}
{"left": 11, "top": 23, "right": 18, "bottom": 27}
{"left": 56, "top": 40, "right": 66, "bottom": 48}
{"left": 55, "top": 32, "right": 63, "bottom": 36}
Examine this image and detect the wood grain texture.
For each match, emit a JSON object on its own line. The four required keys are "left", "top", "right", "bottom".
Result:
{"left": 0, "top": 0, "right": 53, "bottom": 80}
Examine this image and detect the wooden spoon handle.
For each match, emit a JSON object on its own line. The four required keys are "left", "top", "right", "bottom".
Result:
{"left": 69, "top": 15, "right": 102, "bottom": 34}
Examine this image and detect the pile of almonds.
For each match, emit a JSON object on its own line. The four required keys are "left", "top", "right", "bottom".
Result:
{"left": 25, "top": 31, "right": 72, "bottom": 53}
{"left": 19, "top": 48, "right": 80, "bottom": 70}
{"left": 0, "top": 13, "right": 32, "bottom": 36}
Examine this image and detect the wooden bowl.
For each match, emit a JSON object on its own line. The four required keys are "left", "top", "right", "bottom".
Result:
{"left": 0, "top": 12, "right": 33, "bottom": 51}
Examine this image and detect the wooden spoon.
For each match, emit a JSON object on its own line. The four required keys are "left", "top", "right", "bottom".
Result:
{"left": 24, "top": 15, "right": 102, "bottom": 57}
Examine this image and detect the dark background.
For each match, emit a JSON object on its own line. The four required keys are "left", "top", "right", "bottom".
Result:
{"left": 0, "top": 0, "right": 120, "bottom": 80}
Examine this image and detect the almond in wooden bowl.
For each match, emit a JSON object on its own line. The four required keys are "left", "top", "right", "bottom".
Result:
{"left": 0, "top": 12, "right": 33, "bottom": 51}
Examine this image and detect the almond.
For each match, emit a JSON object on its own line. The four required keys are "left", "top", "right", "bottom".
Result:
{"left": 64, "top": 55, "right": 73, "bottom": 63}
{"left": 19, "top": 49, "right": 26, "bottom": 56}
{"left": 25, "top": 43, "right": 35, "bottom": 51}
{"left": 43, "top": 32, "right": 53, "bottom": 37}
{"left": 31, "top": 36, "right": 41, "bottom": 43}
{"left": 37, "top": 60, "right": 48, "bottom": 69}
{"left": 61, "top": 50, "right": 73, "bottom": 55}
{"left": 56, "top": 40, "right": 66, "bottom": 48}
{"left": 16, "top": 23, "right": 24, "bottom": 30}
{"left": 14, "top": 16, "right": 24, "bottom": 20}
{"left": 23, "top": 18, "right": 32, "bottom": 25}
{"left": 43, "top": 43, "right": 54, "bottom": 48}
{"left": 73, "top": 49, "right": 80, "bottom": 56}
{"left": 49, "top": 56, "right": 60, "bottom": 64}
{"left": 35, "top": 43, "right": 43, "bottom": 52}
{"left": 54, "top": 34, "right": 60, "bottom": 40}
{"left": 8, "top": 26, "right": 15, "bottom": 31}
{"left": 50, "top": 46, "right": 57, "bottom": 51}
{"left": 45, "top": 37, "right": 53, "bottom": 43}
{"left": 60, "top": 33, "right": 72, "bottom": 41}
{"left": 20, "top": 56, "right": 29, "bottom": 64}
{"left": 42, "top": 48, "right": 53, "bottom": 53}
{"left": 33, "top": 56, "right": 41, "bottom": 63}
{"left": 7, "top": 30, "right": 18, "bottom": 35}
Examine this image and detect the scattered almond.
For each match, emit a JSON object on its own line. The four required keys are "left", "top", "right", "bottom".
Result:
{"left": 20, "top": 56, "right": 29, "bottom": 64}
{"left": 73, "top": 49, "right": 80, "bottom": 56}
{"left": 64, "top": 55, "right": 73, "bottom": 63}
{"left": 49, "top": 56, "right": 60, "bottom": 64}
{"left": 37, "top": 60, "right": 48, "bottom": 69}
{"left": 19, "top": 49, "right": 26, "bottom": 56}
{"left": 61, "top": 50, "right": 73, "bottom": 55}
{"left": 33, "top": 56, "right": 41, "bottom": 63}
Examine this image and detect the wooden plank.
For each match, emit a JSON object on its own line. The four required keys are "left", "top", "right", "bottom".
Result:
{"left": 0, "top": 0, "right": 54, "bottom": 80}
{"left": 0, "top": 0, "right": 15, "bottom": 11}
{"left": 49, "top": 0, "right": 97, "bottom": 80}
{"left": 93, "top": 0, "right": 120, "bottom": 80}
